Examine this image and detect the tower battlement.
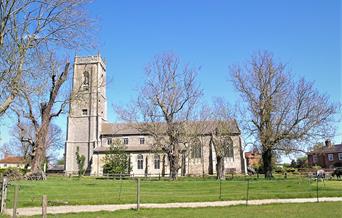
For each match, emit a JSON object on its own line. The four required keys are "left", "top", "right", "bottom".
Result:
{"left": 74, "top": 55, "right": 106, "bottom": 70}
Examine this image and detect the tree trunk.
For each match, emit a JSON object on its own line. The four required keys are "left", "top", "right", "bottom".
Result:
{"left": 145, "top": 156, "right": 148, "bottom": 177}
{"left": 262, "top": 148, "right": 273, "bottom": 179}
{"left": 181, "top": 152, "right": 186, "bottom": 176}
{"left": 201, "top": 142, "right": 205, "bottom": 177}
{"left": 216, "top": 156, "right": 225, "bottom": 180}
{"left": 30, "top": 122, "right": 50, "bottom": 174}
{"left": 168, "top": 153, "right": 179, "bottom": 180}
{"left": 208, "top": 143, "right": 213, "bottom": 175}
{"left": 161, "top": 155, "right": 165, "bottom": 177}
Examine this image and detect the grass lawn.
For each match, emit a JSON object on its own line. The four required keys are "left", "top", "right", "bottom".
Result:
{"left": 5, "top": 175, "right": 342, "bottom": 208}
{"left": 9, "top": 202, "right": 342, "bottom": 218}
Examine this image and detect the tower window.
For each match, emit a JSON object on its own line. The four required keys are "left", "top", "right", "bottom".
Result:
{"left": 140, "top": 137, "right": 145, "bottom": 144}
{"left": 82, "top": 71, "right": 89, "bottom": 90}
{"left": 82, "top": 109, "right": 88, "bottom": 116}
{"left": 107, "top": 138, "right": 112, "bottom": 145}
{"left": 123, "top": 138, "right": 129, "bottom": 144}
{"left": 83, "top": 71, "right": 89, "bottom": 85}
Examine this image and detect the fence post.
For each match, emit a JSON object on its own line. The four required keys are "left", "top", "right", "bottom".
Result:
{"left": 0, "top": 176, "right": 8, "bottom": 213}
{"left": 136, "top": 178, "right": 140, "bottom": 210}
{"left": 42, "top": 195, "right": 48, "bottom": 218}
{"left": 219, "top": 179, "right": 222, "bottom": 200}
{"left": 118, "top": 176, "right": 123, "bottom": 201}
{"left": 246, "top": 179, "right": 250, "bottom": 206}
{"left": 316, "top": 178, "right": 319, "bottom": 203}
{"left": 12, "top": 185, "right": 19, "bottom": 218}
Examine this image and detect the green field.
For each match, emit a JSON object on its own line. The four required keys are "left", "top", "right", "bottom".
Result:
{"left": 11, "top": 202, "right": 342, "bottom": 218}
{"left": 6, "top": 175, "right": 342, "bottom": 208}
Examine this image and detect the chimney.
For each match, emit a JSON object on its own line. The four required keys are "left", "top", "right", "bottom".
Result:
{"left": 325, "top": 139, "right": 332, "bottom": 148}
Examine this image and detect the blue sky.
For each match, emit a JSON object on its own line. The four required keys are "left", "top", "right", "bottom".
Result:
{"left": 88, "top": 0, "right": 341, "bottom": 140}
{"left": 0, "top": 0, "right": 341, "bottom": 157}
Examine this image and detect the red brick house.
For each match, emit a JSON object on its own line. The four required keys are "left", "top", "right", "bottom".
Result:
{"left": 245, "top": 149, "right": 261, "bottom": 168}
{"left": 0, "top": 156, "right": 25, "bottom": 168}
{"left": 307, "top": 140, "right": 342, "bottom": 169}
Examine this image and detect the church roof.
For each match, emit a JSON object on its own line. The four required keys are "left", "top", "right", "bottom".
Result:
{"left": 101, "top": 120, "right": 240, "bottom": 136}
{"left": 94, "top": 144, "right": 153, "bottom": 153}
{"left": 101, "top": 122, "right": 144, "bottom": 135}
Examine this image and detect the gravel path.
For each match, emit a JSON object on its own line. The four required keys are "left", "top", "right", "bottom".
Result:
{"left": 5, "top": 197, "right": 342, "bottom": 216}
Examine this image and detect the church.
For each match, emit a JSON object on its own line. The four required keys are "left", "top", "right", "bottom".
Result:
{"left": 64, "top": 55, "right": 245, "bottom": 176}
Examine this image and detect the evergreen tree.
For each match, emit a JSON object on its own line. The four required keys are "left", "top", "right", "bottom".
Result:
{"left": 103, "top": 140, "right": 131, "bottom": 174}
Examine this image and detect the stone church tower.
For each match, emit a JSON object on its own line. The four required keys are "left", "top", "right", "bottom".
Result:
{"left": 65, "top": 55, "right": 107, "bottom": 175}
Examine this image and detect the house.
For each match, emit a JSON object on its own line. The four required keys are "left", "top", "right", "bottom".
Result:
{"left": 307, "top": 140, "right": 342, "bottom": 169}
{"left": 64, "top": 55, "right": 245, "bottom": 176}
{"left": 245, "top": 149, "right": 261, "bottom": 168}
{"left": 0, "top": 156, "right": 25, "bottom": 168}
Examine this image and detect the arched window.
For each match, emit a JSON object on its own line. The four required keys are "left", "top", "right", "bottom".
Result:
{"left": 83, "top": 71, "right": 89, "bottom": 85}
{"left": 137, "top": 154, "right": 144, "bottom": 169}
{"left": 191, "top": 140, "right": 202, "bottom": 159}
{"left": 154, "top": 154, "right": 160, "bottom": 169}
{"left": 82, "top": 71, "right": 89, "bottom": 91}
{"left": 223, "top": 137, "right": 234, "bottom": 158}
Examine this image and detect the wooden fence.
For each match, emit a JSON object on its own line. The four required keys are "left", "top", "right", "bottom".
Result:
{"left": 0, "top": 177, "right": 8, "bottom": 213}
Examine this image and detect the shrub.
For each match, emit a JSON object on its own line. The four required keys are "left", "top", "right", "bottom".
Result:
{"left": 285, "top": 168, "right": 296, "bottom": 173}
{"left": 333, "top": 162, "right": 342, "bottom": 168}
{"left": 103, "top": 139, "right": 131, "bottom": 175}
{"left": 274, "top": 167, "right": 284, "bottom": 173}
{"left": 3, "top": 168, "right": 24, "bottom": 181}
{"left": 76, "top": 147, "right": 85, "bottom": 176}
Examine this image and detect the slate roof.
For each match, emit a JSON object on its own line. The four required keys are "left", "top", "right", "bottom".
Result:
{"left": 47, "top": 164, "right": 64, "bottom": 171}
{"left": 308, "top": 144, "right": 342, "bottom": 154}
{"left": 94, "top": 145, "right": 153, "bottom": 153}
{"left": 101, "top": 120, "right": 240, "bottom": 136}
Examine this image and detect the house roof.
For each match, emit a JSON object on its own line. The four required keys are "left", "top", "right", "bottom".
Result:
{"left": 101, "top": 120, "right": 240, "bottom": 136}
{"left": 245, "top": 152, "right": 261, "bottom": 159}
{"left": 0, "top": 156, "right": 25, "bottom": 164}
{"left": 309, "top": 144, "right": 342, "bottom": 154}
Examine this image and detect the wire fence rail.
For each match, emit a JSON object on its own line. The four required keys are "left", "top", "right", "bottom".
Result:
{"left": 1, "top": 175, "right": 342, "bottom": 217}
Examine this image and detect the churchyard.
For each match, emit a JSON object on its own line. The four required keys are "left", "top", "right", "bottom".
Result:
{"left": 5, "top": 174, "right": 342, "bottom": 209}
{"left": 22, "top": 202, "right": 342, "bottom": 218}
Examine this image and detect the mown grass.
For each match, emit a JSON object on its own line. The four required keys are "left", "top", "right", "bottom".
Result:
{"left": 18, "top": 202, "right": 342, "bottom": 218}
{"left": 5, "top": 175, "right": 342, "bottom": 208}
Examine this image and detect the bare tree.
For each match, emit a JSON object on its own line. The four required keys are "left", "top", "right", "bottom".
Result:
{"left": 230, "top": 51, "right": 337, "bottom": 179}
{"left": 5, "top": 117, "right": 64, "bottom": 170}
{"left": 10, "top": 54, "right": 72, "bottom": 177}
{"left": 210, "top": 99, "right": 236, "bottom": 180}
{"left": 0, "top": 0, "right": 94, "bottom": 178}
{"left": 116, "top": 53, "right": 202, "bottom": 180}
{"left": 190, "top": 99, "right": 237, "bottom": 180}
{"left": 0, "top": 0, "right": 93, "bottom": 116}
{"left": 0, "top": 142, "right": 15, "bottom": 158}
